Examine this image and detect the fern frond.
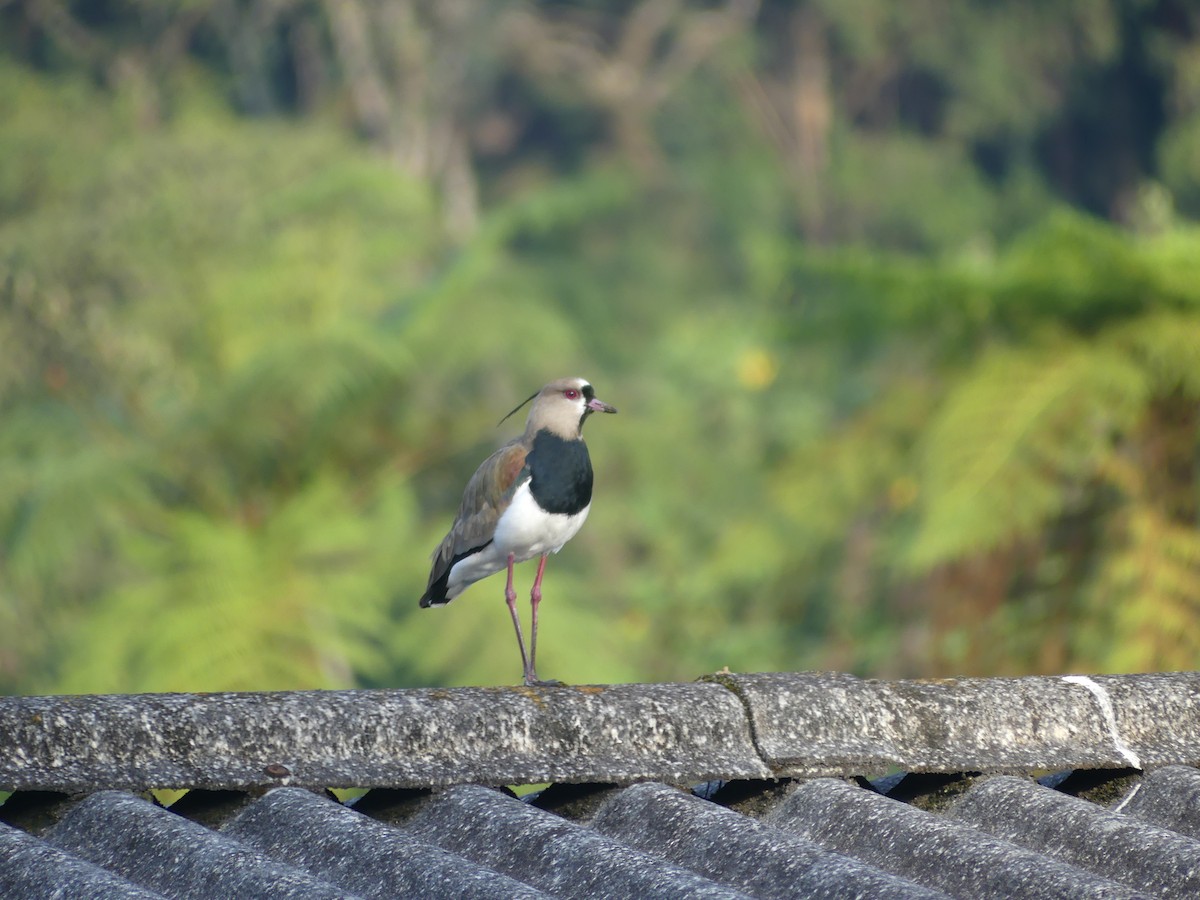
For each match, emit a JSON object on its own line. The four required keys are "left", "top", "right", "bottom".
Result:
{"left": 57, "top": 472, "right": 421, "bottom": 693}
{"left": 1115, "top": 311, "right": 1200, "bottom": 397}
{"left": 1103, "top": 506, "right": 1200, "bottom": 671}
{"left": 908, "top": 339, "right": 1147, "bottom": 568}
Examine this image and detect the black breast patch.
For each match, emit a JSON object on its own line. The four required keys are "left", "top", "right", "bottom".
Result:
{"left": 527, "top": 430, "right": 593, "bottom": 515}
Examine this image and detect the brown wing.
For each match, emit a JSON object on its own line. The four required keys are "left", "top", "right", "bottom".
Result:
{"left": 421, "top": 439, "right": 530, "bottom": 603}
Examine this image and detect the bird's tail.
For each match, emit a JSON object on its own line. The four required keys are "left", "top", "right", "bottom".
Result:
{"left": 418, "top": 585, "right": 451, "bottom": 608}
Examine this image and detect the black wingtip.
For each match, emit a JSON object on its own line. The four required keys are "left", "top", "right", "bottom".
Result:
{"left": 418, "top": 590, "right": 448, "bottom": 608}
{"left": 418, "top": 569, "right": 454, "bottom": 608}
{"left": 419, "top": 541, "right": 491, "bottom": 609}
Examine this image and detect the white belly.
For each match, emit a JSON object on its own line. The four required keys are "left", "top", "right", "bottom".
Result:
{"left": 444, "top": 482, "right": 590, "bottom": 599}
{"left": 493, "top": 481, "right": 590, "bottom": 560}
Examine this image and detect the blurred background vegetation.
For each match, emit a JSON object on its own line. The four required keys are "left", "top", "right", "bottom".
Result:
{"left": 2, "top": 0, "right": 1199, "bottom": 694}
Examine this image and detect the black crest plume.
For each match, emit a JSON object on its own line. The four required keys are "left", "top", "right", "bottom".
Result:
{"left": 497, "top": 388, "right": 540, "bottom": 427}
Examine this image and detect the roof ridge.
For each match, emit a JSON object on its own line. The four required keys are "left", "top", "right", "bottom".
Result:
{"left": 2, "top": 672, "right": 1198, "bottom": 793}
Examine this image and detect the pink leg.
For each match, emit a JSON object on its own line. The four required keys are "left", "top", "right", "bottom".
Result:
{"left": 527, "top": 555, "right": 549, "bottom": 685}
{"left": 504, "top": 554, "right": 531, "bottom": 682}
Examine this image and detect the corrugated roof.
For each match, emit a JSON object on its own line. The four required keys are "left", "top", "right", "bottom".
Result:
{"left": 2, "top": 671, "right": 1199, "bottom": 898}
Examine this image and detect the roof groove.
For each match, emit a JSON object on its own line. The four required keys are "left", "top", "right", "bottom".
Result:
{"left": 950, "top": 774, "right": 1200, "bottom": 899}
{"left": 4, "top": 765, "right": 1199, "bottom": 897}
{"left": 765, "top": 777, "right": 1146, "bottom": 899}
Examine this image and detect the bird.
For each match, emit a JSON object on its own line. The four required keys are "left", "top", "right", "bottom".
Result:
{"left": 419, "top": 377, "right": 617, "bottom": 685}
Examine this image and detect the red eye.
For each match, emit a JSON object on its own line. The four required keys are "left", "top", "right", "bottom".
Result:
{"left": 564, "top": 389, "right": 579, "bottom": 400}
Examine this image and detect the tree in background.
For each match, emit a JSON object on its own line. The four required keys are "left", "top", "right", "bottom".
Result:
{"left": 0, "top": 0, "right": 1198, "bottom": 692}
{"left": 769, "top": 216, "right": 1200, "bottom": 676}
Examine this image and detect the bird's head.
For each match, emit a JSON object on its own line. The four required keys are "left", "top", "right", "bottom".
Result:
{"left": 501, "top": 376, "right": 617, "bottom": 439}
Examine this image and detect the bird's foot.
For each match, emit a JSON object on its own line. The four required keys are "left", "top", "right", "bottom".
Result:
{"left": 523, "top": 676, "right": 566, "bottom": 688}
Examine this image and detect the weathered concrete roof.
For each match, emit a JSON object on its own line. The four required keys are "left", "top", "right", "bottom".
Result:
{"left": 2, "top": 671, "right": 1199, "bottom": 898}
{"left": 5, "top": 671, "right": 1198, "bottom": 793}
{"left": 0, "top": 681, "right": 769, "bottom": 793}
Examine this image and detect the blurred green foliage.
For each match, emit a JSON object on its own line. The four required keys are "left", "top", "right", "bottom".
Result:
{"left": 2, "top": 1, "right": 1199, "bottom": 692}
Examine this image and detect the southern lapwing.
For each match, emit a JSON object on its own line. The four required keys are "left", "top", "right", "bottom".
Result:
{"left": 419, "top": 377, "right": 617, "bottom": 685}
